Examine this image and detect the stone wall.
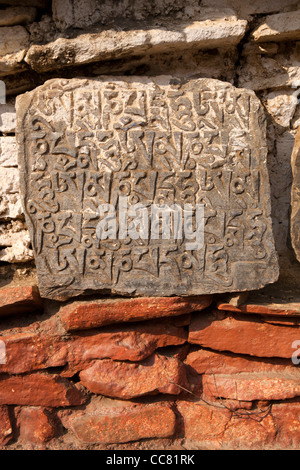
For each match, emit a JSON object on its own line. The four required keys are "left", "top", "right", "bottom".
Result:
{"left": 0, "top": 0, "right": 300, "bottom": 450}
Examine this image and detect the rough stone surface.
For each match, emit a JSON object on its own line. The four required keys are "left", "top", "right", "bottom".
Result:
{"left": 271, "top": 402, "right": 300, "bottom": 449}
{"left": 17, "top": 77, "right": 278, "bottom": 300}
{"left": 0, "top": 318, "right": 187, "bottom": 374}
{"left": 186, "top": 348, "right": 297, "bottom": 375}
{"left": 79, "top": 354, "right": 187, "bottom": 399}
{"left": 59, "top": 296, "right": 211, "bottom": 330}
{"left": 0, "top": 405, "right": 13, "bottom": 445}
{"left": 0, "top": 7, "right": 37, "bottom": 26}
{"left": 0, "top": 194, "right": 23, "bottom": 221}
{"left": 178, "top": 400, "right": 300, "bottom": 450}
{"left": 0, "top": 166, "right": 19, "bottom": 196}
{"left": 264, "top": 89, "right": 299, "bottom": 128}
{"left": 238, "top": 45, "right": 300, "bottom": 91}
{"left": 51, "top": 0, "right": 300, "bottom": 30}
{"left": 0, "top": 373, "right": 85, "bottom": 407}
{"left": 188, "top": 311, "right": 300, "bottom": 358}
{"left": 60, "top": 397, "right": 176, "bottom": 444}
{"left": 0, "top": 0, "right": 299, "bottom": 451}
{"left": 17, "top": 407, "right": 57, "bottom": 444}
{"left": 0, "top": 100, "right": 16, "bottom": 134}
{"left": 0, "top": 0, "right": 49, "bottom": 6}
{"left": 177, "top": 400, "right": 277, "bottom": 450}
{"left": 0, "top": 285, "right": 42, "bottom": 317}
{"left": 0, "top": 26, "right": 29, "bottom": 77}
{"left": 217, "top": 298, "right": 300, "bottom": 316}
{"left": 202, "top": 373, "right": 300, "bottom": 401}
{"left": 52, "top": 1, "right": 227, "bottom": 30}
{"left": 253, "top": 11, "right": 300, "bottom": 43}
{"left": 202, "top": 0, "right": 300, "bottom": 17}
{"left": 291, "top": 126, "right": 300, "bottom": 262}
{"left": 26, "top": 16, "right": 247, "bottom": 72}
{"left": 0, "top": 137, "right": 18, "bottom": 167}
{"left": 0, "top": 154, "right": 23, "bottom": 222}
{"left": 0, "top": 166, "right": 23, "bottom": 222}
{"left": 0, "top": 222, "right": 33, "bottom": 263}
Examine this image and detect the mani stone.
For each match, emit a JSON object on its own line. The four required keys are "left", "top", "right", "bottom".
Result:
{"left": 16, "top": 77, "right": 279, "bottom": 301}
{"left": 291, "top": 126, "right": 300, "bottom": 262}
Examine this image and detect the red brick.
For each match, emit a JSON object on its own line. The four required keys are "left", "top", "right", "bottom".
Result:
{"left": 0, "top": 318, "right": 187, "bottom": 375}
{"left": 186, "top": 348, "right": 296, "bottom": 375}
{"left": 0, "top": 373, "right": 85, "bottom": 407}
{"left": 60, "top": 397, "right": 176, "bottom": 444}
{"left": 79, "top": 354, "right": 188, "bottom": 399}
{"left": 272, "top": 402, "right": 300, "bottom": 449}
{"left": 60, "top": 295, "right": 212, "bottom": 331}
{"left": 0, "top": 332, "right": 67, "bottom": 375}
{"left": 188, "top": 311, "right": 300, "bottom": 358}
{"left": 177, "top": 400, "right": 231, "bottom": 449}
{"left": 69, "top": 318, "right": 188, "bottom": 364}
{"left": 177, "top": 400, "right": 277, "bottom": 450}
{"left": 0, "top": 405, "right": 13, "bottom": 446}
{"left": 202, "top": 373, "right": 300, "bottom": 401}
{"left": 0, "top": 286, "right": 43, "bottom": 317}
{"left": 17, "top": 407, "right": 57, "bottom": 444}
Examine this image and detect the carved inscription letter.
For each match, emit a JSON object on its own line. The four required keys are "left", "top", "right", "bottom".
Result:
{"left": 16, "top": 77, "right": 278, "bottom": 300}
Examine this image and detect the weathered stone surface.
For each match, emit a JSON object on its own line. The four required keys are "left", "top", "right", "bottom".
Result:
{"left": 17, "top": 407, "right": 57, "bottom": 444}
{"left": 0, "top": 164, "right": 24, "bottom": 222}
{"left": 52, "top": 1, "right": 221, "bottom": 29}
{"left": 238, "top": 45, "right": 300, "bottom": 91}
{"left": 79, "top": 354, "right": 187, "bottom": 399}
{"left": 0, "top": 318, "right": 187, "bottom": 374}
{"left": 202, "top": 372, "right": 300, "bottom": 401}
{"left": 186, "top": 348, "right": 296, "bottom": 375}
{"left": 0, "top": 166, "right": 19, "bottom": 195}
{"left": 0, "top": 137, "right": 18, "bottom": 167}
{"left": 218, "top": 302, "right": 300, "bottom": 316}
{"left": 0, "top": 7, "right": 37, "bottom": 26}
{"left": 0, "top": 222, "right": 33, "bottom": 263}
{"left": 28, "top": 17, "right": 247, "bottom": 72}
{"left": 0, "top": 26, "right": 29, "bottom": 77}
{"left": 177, "top": 400, "right": 277, "bottom": 450}
{"left": 17, "top": 77, "right": 278, "bottom": 300}
{"left": 202, "top": 0, "right": 300, "bottom": 17}
{"left": 217, "top": 298, "right": 300, "bottom": 316}
{"left": 52, "top": 0, "right": 300, "bottom": 30}
{"left": 264, "top": 89, "right": 299, "bottom": 128}
{"left": 0, "top": 0, "right": 49, "bottom": 6}
{"left": 0, "top": 100, "right": 16, "bottom": 134}
{"left": 35, "top": 10, "right": 247, "bottom": 67}
{"left": 271, "top": 402, "right": 300, "bottom": 449}
{"left": 0, "top": 373, "right": 85, "bottom": 407}
{"left": 291, "top": 126, "right": 300, "bottom": 262}
{"left": 0, "top": 195, "right": 22, "bottom": 220}
{"left": 60, "top": 397, "right": 176, "bottom": 444}
{"left": 0, "top": 285, "right": 42, "bottom": 317}
{"left": 0, "top": 405, "right": 13, "bottom": 446}
{"left": 178, "top": 401, "right": 300, "bottom": 450}
{"left": 0, "top": 166, "right": 22, "bottom": 222}
{"left": 189, "top": 311, "right": 300, "bottom": 358}
{"left": 0, "top": 26, "right": 29, "bottom": 57}
{"left": 253, "top": 11, "right": 300, "bottom": 43}
{"left": 60, "top": 296, "right": 210, "bottom": 330}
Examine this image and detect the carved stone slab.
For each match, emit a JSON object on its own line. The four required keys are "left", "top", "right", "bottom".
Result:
{"left": 16, "top": 77, "right": 279, "bottom": 300}
{"left": 291, "top": 126, "right": 300, "bottom": 262}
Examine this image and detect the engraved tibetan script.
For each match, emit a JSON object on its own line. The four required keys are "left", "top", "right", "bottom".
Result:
{"left": 16, "top": 77, "right": 279, "bottom": 300}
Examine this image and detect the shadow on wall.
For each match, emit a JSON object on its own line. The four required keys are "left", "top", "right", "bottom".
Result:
{"left": 261, "top": 101, "right": 300, "bottom": 292}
